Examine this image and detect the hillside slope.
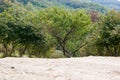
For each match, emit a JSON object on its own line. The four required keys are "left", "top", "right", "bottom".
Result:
{"left": 80, "top": 0, "right": 120, "bottom": 10}
{"left": 0, "top": 0, "right": 107, "bottom": 13}
{"left": 0, "top": 0, "right": 120, "bottom": 13}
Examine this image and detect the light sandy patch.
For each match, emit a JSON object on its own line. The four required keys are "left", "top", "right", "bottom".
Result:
{"left": 0, "top": 56, "right": 120, "bottom": 80}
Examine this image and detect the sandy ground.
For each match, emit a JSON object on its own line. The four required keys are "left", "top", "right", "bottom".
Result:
{"left": 0, "top": 57, "right": 120, "bottom": 80}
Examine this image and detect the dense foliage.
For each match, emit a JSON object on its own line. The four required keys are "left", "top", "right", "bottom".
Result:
{"left": 0, "top": 0, "right": 120, "bottom": 58}
{"left": 39, "top": 7, "right": 91, "bottom": 57}
{"left": 95, "top": 10, "right": 120, "bottom": 56}
{"left": 0, "top": 0, "right": 107, "bottom": 13}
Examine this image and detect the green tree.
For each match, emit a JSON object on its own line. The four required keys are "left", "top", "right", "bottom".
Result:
{"left": 0, "top": 8, "right": 46, "bottom": 57}
{"left": 39, "top": 7, "right": 91, "bottom": 57}
{"left": 96, "top": 10, "right": 120, "bottom": 56}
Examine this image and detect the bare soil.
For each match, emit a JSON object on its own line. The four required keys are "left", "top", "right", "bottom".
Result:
{"left": 0, "top": 56, "right": 120, "bottom": 80}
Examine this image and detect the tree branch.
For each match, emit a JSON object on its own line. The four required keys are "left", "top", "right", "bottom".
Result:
{"left": 63, "top": 26, "right": 75, "bottom": 43}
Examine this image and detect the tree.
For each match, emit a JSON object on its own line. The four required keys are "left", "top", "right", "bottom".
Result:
{"left": 0, "top": 8, "right": 46, "bottom": 57}
{"left": 0, "top": 9, "right": 16, "bottom": 57}
{"left": 96, "top": 10, "right": 120, "bottom": 56}
{"left": 39, "top": 7, "right": 91, "bottom": 57}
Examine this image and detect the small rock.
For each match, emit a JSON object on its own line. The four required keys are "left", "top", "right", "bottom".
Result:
{"left": 11, "top": 67, "right": 15, "bottom": 69}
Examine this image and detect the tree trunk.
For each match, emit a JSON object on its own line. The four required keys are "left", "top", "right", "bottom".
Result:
{"left": 62, "top": 47, "right": 71, "bottom": 58}
{"left": 9, "top": 43, "right": 16, "bottom": 57}
{"left": 3, "top": 43, "right": 8, "bottom": 57}
{"left": 106, "top": 46, "right": 113, "bottom": 56}
{"left": 19, "top": 44, "right": 28, "bottom": 57}
{"left": 114, "top": 46, "right": 119, "bottom": 57}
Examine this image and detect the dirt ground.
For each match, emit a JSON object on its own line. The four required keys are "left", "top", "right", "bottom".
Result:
{"left": 0, "top": 56, "right": 120, "bottom": 80}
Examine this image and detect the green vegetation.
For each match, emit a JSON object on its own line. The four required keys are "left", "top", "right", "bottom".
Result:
{"left": 80, "top": 0, "right": 120, "bottom": 11}
{"left": 0, "top": 0, "right": 120, "bottom": 58}
{"left": 95, "top": 10, "right": 120, "bottom": 56}
{"left": 0, "top": 0, "right": 107, "bottom": 13}
{"left": 39, "top": 8, "right": 91, "bottom": 57}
